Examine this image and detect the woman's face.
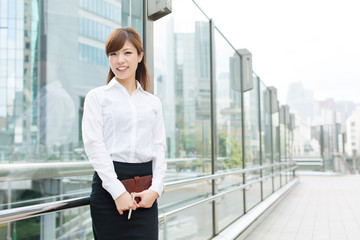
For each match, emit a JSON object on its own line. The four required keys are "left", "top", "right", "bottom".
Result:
{"left": 108, "top": 40, "right": 143, "bottom": 84}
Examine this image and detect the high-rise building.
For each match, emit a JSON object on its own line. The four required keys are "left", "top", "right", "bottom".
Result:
{"left": 155, "top": 20, "right": 211, "bottom": 157}
{"left": 345, "top": 106, "right": 360, "bottom": 157}
{"left": 0, "top": 0, "right": 143, "bottom": 162}
{"left": 336, "top": 100, "right": 357, "bottom": 130}
{"left": 286, "top": 82, "right": 318, "bottom": 124}
{"left": 1, "top": 1, "right": 144, "bottom": 238}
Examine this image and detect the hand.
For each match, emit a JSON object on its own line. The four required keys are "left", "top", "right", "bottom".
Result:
{"left": 134, "top": 190, "right": 159, "bottom": 208}
{"left": 114, "top": 191, "right": 138, "bottom": 215}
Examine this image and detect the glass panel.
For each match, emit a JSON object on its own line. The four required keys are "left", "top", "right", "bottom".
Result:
{"left": 0, "top": 29, "right": 7, "bottom": 49}
{"left": 217, "top": 178, "right": 244, "bottom": 230}
{"left": 0, "top": 59, "right": 6, "bottom": 76}
{"left": 246, "top": 182, "right": 261, "bottom": 209}
{"left": 1, "top": 0, "right": 8, "bottom": 18}
{"left": 243, "top": 75, "right": 261, "bottom": 210}
{"left": 279, "top": 105, "right": 287, "bottom": 184}
{"left": 262, "top": 175, "right": 273, "bottom": 198}
{"left": 8, "top": 0, "right": 16, "bottom": 18}
{"left": 154, "top": 0, "right": 213, "bottom": 237}
{"left": 0, "top": 176, "right": 91, "bottom": 210}
{"left": 243, "top": 75, "right": 260, "bottom": 167}
{"left": 159, "top": 202, "right": 213, "bottom": 240}
{"left": 214, "top": 28, "right": 244, "bottom": 229}
{"left": 158, "top": 181, "right": 212, "bottom": 215}
{"left": 272, "top": 108, "right": 281, "bottom": 190}
{"left": 215, "top": 34, "right": 242, "bottom": 172}
{"left": 154, "top": 0, "right": 212, "bottom": 182}
{"left": 0, "top": 0, "right": 144, "bottom": 214}
{"left": 0, "top": 206, "right": 93, "bottom": 240}
{"left": 259, "top": 80, "right": 273, "bottom": 198}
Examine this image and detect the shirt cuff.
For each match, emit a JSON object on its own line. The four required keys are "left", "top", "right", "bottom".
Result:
{"left": 149, "top": 180, "right": 164, "bottom": 197}
{"left": 105, "top": 180, "right": 127, "bottom": 200}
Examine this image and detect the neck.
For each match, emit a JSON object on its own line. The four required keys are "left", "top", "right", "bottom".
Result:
{"left": 116, "top": 77, "right": 137, "bottom": 95}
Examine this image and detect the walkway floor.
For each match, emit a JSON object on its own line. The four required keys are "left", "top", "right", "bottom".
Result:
{"left": 245, "top": 174, "right": 360, "bottom": 240}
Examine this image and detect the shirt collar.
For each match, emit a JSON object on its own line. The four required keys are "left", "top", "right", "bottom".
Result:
{"left": 105, "top": 77, "right": 118, "bottom": 90}
{"left": 105, "top": 77, "right": 144, "bottom": 93}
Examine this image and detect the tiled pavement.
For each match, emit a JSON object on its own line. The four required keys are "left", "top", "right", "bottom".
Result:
{"left": 245, "top": 175, "right": 360, "bottom": 240}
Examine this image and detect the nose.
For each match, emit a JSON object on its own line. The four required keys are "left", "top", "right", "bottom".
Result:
{"left": 117, "top": 53, "right": 125, "bottom": 63}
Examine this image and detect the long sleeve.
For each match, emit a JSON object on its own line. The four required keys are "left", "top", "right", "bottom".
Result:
{"left": 149, "top": 99, "right": 167, "bottom": 197}
{"left": 82, "top": 90, "right": 126, "bottom": 200}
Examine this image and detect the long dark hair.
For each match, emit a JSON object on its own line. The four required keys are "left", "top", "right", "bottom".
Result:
{"left": 105, "top": 27, "right": 150, "bottom": 92}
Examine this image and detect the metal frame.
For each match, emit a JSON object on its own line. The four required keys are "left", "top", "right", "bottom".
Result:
{"left": 269, "top": 90, "right": 275, "bottom": 193}
{"left": 209, "top": 18, "right": 219, "bottom": 236}
{"left": 256, "top": 76, "right": 264, "bottom": 201}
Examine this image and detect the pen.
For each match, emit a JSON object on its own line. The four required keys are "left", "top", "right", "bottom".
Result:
{"left": 128, "top": 192, "right": 135, "bottom": 220}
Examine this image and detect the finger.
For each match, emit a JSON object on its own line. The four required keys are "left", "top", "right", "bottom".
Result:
{"left": 135, "top": 199, "right": 142, "bottom": 207}
{"left": 118, "top": 210, "right": 123, "bottom": 215}
{"left": 132, "top": 200, "right": 139, "bottom": 209}
{"left": 138, "top": 200, "right": 148, "bottom": 208}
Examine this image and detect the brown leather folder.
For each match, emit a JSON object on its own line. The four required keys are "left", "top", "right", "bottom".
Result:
{"left": 120, "top": 175, "right": 152, "bottom": 203}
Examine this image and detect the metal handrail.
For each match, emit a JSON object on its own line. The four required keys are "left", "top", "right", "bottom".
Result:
{"left": 0, "top": 163, "right": 296, "bottom": 224}
{"left": 0, "top": 196, "right": 90, "bottom": 224}
{"left": 159, "top": 172, "right": 298, "bottom": 221}
{"left": 0, "top": 162, "right": 93, "bottom": 182}
{"left": 164, "top": 162, "right": 294, "bottom": 189}
{"left": 0, "top": 190, "right": 91, "bottom": 209}
{"left": 0, "top": 160, "right": 295, "bottom": 182}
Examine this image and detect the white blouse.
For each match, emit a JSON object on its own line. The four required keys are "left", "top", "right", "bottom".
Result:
{"left": 82, "top": 78, "right": 166, "bottom": 200}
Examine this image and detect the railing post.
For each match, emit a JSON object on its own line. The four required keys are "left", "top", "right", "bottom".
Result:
{"left": 256, "top": 77, "right": 264, "bottom": 201}
{"left": 209, "top": 18, "right": 219, "bottom": 236}
{"left": 278, "top": 106, "right": 282, "bottom": 187}
{"left": 268, "top": 89, "right": 275, "bottom": 193}
{"left": 238, "top": 53, "right": 247, "bottom": 214}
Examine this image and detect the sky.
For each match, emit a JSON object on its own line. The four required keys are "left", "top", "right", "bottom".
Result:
{"left": 194, "top": 0, "right": 360, "bottom": 104}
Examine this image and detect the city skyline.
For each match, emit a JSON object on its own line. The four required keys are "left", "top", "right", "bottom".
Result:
{"left": 195, "top": 0, "right": 360, "bottom": 104}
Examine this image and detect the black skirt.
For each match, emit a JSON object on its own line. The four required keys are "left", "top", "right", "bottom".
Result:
{"left": 90, "top": 161, "right": 158, "bottom": 240}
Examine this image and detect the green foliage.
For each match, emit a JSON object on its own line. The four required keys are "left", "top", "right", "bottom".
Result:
{"left": 13, "top": 218, "right": 40, "bottom": 240}
{"left": 218, "top": 131, "right": 243, "bottom": 170}
{"left": 228, "top": 135, "right": 243, "bottom": 168}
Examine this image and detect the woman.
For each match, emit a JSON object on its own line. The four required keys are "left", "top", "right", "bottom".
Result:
{"left": 82, "top": 27, "right": 166, "bottom": 239}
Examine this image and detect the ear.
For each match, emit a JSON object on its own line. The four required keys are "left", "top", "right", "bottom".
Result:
{"left": 138, "top": 52, "right": 144, "bottom": 63}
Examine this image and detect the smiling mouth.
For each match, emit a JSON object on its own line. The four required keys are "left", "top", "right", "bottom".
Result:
{"left": 117, "top": 67, "right": 128, "bottom": 71}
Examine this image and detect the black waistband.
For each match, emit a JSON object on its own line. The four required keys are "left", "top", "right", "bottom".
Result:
{"left": 94, "top": 161, "right": 153, "bottom": 182}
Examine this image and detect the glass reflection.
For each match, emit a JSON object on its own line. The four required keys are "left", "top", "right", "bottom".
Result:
{"left": 214, "top": 29, "right": 244, "bottom": 230}
{"left": 0, "top": 206, "right": 93, "bottom": 240}
{"left": 159, "top": 202, "right": 212, "bottom": 240}
{"left": 154, "top": 0, "right": 211, "bottom": 181}
{"left": 154, "top": 1, "right": 213, "bottom": 237}
{"left": 0, "top": 0, "right": 143, "bottom": 219}
{"left": 215, "top": 34, "right": 242, "bottom": 172}
{"left": 259, "top": 80, "right": 273, "bottom": 198}
{"left": 243, "top": 76, "right": 261, "bottom": 210}
{"left": 272, "top": 107, "right": 281, "bottom": 190}
{"left": 0, "top": 0, "right": 299, "bottom": 238}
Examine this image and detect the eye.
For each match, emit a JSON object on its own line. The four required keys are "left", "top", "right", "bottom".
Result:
{"left": 125, "top": 51, "right": 132, "bottom": 55}
{"left": 109, "top": 52, "right": 116, "bottom": 56}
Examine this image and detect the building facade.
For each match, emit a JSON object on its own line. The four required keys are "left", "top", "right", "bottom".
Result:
{"left": 346, "top": 106, "right": 360, "bottom": 157}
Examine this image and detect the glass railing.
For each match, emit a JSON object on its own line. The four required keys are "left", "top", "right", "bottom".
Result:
{"left": 0, "top": 0, "right": 298, "bottom": 239}
{"left": 153, "top": 0, "right": 297, "bottom": 238}
{"left": 0, "top": 161, "right": 297, "bottom": 240}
